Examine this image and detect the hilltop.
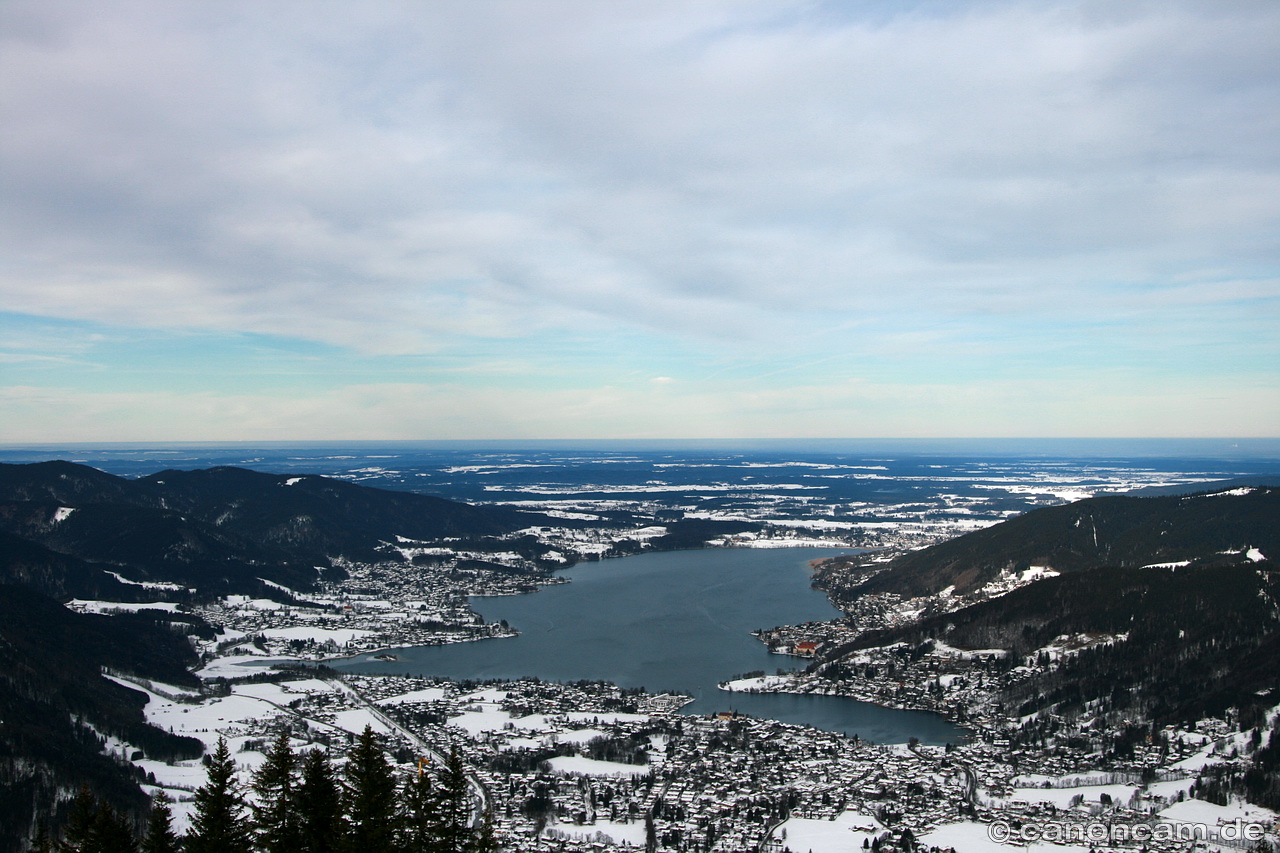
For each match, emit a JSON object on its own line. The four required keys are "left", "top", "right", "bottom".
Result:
{"left": 0, "top": 461, "right": 568, "bottom": 597}
{"left": 814, "top": 485, "right": 1279, "bottom": 604}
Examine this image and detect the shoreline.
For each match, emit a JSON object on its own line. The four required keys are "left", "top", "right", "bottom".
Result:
{"left": 717, "top": 674, "right": 980, "bottom": 741}
{"left": 207, "top": 541, "right": 861, "bottom": 673}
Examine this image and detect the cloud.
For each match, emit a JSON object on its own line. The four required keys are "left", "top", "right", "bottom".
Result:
{"left": 1, "top": 0, "right": 1276, "bottom": 358}
{"left": 1, "top": 1, "right": 1276, "bottom": 442}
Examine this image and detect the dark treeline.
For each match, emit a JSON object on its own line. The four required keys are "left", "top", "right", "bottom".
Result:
{"left": 31, "top": 727, "right": 497, "bottom": 853}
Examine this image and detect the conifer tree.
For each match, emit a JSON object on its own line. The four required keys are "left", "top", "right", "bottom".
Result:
{"left": 58, "top": 789, "right": 137, "bottom": 853}
{"left": 30, "top": 820, "right": 53, "bottom": 853}
{"left": 90, "top": 805, "right": 137, "bottom": 853}
{"left": 400, "top": 770, "right": 441, "bottom": 852}
{"left": 251, "top": 730, "right": 299, "bottom": 852}
{"left": 469, "top": 807, "right": 500, "bottom": 853}
{"left": 185, "top": 737, "right": 251, "bottom": 853}
{"left": 60, "top": 787, "right": 98, "bottom": 852}
{"left": 342, "top": 726, "right": 399, "bottom": 853}
{"left": 402, "top": 747, "right": 496, "bottom": 853}
{"left": 141, "top": 793, "right": 181, "bottom": 853}
{"left": 297, "top": 747, "right": 344, "bottom": 853}
{"left": 430, "top": 747, "right": 476, "bottom": 853}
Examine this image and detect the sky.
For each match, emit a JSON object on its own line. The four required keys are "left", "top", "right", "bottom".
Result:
{"left": 1, "top": 0, "right": 1277, "bottom": 442}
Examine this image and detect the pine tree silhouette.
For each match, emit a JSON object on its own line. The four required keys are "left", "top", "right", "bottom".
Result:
{"left": 342, "top": 726, "right": 399, "bottom": 853}
{"left": 185, "top": 738, "right": 251, "bottom": 853}
{"left": 60, "top": 787, "right": 99, "bottom": 852}
{"left": 400, "top": 770, "right": 441, "bottom": 852}
{"left": 57, "top": 787, "right": 137, "bottom": 853}
{"left": 251, "top": 730, "right": 300, "bottom": 852}
{"left": 430, "top": 747, "right": 474, "bottom": 852}
{"left": 91, "top": 804, "right": 138, "bottom": 853}
{"left": 297, "top": 747, "right": 345, "bottom": 853}
{"left": 400, "top": 746, "right": 497, "bottom": 853}
{"left": 141, "top": 792, "right": 181, "bottom": 853}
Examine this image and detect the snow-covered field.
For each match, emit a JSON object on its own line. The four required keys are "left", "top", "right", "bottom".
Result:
{"left": 721, "top": 674, "right": 792, "bottom": 692}
{"left": 542, "top": 818, "right": 648, "bottom": 847}
{"left": 69, "top": 600, "right": 186, "bottom": 613}
{"left": 545, "top": 756, "right": 651, "bottom": 777}
{"left": 922, "top": 820, "right": 1089, "bottom": 853}
{"left": 772, "top": 811, "right": 882, "bottom": 852}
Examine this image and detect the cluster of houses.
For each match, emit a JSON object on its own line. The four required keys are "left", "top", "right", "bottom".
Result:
{"left": 152, "top": 613, "right": 1277, "bottom": 853}
{"left": 136, "top": 532, "right": 1275, "bottom": 853}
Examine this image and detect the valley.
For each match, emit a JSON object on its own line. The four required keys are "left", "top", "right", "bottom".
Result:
{"left": 1, "top": 443, "right": 1279, "bottom": 852}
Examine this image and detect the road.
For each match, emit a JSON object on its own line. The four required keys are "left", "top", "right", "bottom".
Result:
{"left": 326, "top": 675, "right": 493, "bottom": 825}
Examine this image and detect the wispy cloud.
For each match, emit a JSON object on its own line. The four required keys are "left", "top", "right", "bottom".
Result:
{"left": 1, "top": 0, "right": 1277, "bottom": 439}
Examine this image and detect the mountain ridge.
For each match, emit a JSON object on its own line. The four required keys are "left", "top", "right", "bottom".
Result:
{"left": 804, "top": 485, "right": 1280, "bottom": 810}
{"left": 0, "top": 461, "right": 563, "bottom": 596}
{"left": 817, "top": 485, "right": 1279, "bottom": 602}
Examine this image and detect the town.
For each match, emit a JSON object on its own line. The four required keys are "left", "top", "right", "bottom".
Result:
{"left": 71, "top": 538, "right": 1280, "bottom": 853}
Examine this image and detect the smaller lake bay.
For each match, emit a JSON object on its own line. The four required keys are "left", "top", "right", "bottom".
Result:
{"left": 336, "top": 548, "right": 966, "bottom": 745}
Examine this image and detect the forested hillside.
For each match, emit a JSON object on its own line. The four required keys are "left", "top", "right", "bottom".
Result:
{"left": 820, "top": 486, "right": 1278, "bottom": 601}
{"left": 41, "top": 728, "right": 493, "bottom": 853}
{"left": 812, "top": 487, "right": 1280, "bottom": 812}
{"left": 825, "top": 561, "right": 1280, "bottom": 726}
{"left": 0, "top": 461, "right": 557, "bottom": 594}
{"left": 0, "top": 586, "right": 207, "bottom": 850}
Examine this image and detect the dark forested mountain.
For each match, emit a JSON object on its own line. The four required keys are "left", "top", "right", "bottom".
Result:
{"left": 0, "top": 529, "right": 150, "bottom": 602}
{"left": 133, "top": 465, "right": 538, "bottom": 554}
{"left": 0, "top": 460, "right": 569, "bottom": 850}
{"left": 826, "top": 561, "right": 1280, "bottom": 724}
{"left": 0, "top": 585, "right": 207, "bottom": 851}
{"left": 0, "top": 461, "right": 554, "bottom": 595}
{"left": 0, "top": 460, "right": 139, "bottom": 505}
{"left": 813, "top": 487, "right": 1280, "bottom": 810}
{"left": 825, "top": 485, "right": 1279, "bottom": 601}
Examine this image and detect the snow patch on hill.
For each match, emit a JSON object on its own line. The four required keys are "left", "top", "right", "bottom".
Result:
{"left": 104, "top": 571, "right": 190, "bottom": 591}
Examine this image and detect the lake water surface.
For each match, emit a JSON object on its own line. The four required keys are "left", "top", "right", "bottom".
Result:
{"left": 336, "top": 548, "right": 966, "bottom": 745}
